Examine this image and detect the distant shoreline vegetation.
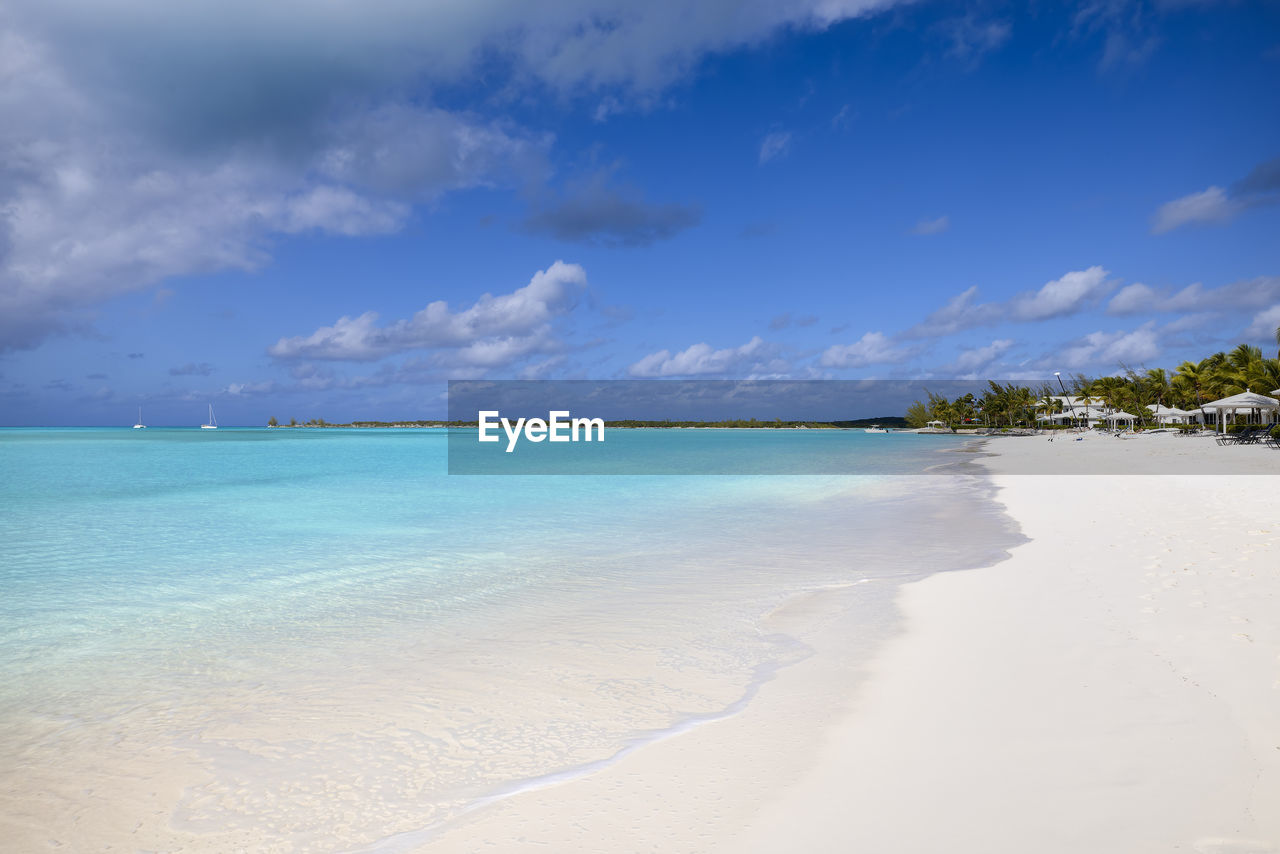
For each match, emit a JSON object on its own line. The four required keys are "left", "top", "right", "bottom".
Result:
{"left": 265, "top": 416, "right": 910, "bottom": 429}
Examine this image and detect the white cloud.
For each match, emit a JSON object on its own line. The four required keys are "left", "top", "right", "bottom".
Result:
{"left": 1056, "top": 322, "right": 1160, "bottom": 369}
{"left": 1106, "top": 282, "right": 1160, "bottom": 315}
{"left": 226, "top": 381, "right": 278, "bottom": 396}
{"left": 317, "top": 104, "right": 547, "bottom": 199}
{"left": 1151, "top": 186, "right": 1236, "bottom": 233}
{"left": 951, "top": 339, "right": 1015, "bottom": 373}
{"left": 904, "top": 286, "right": 1002, "bottom": 338}
{"left": 628, "top": 336, "right": 784, "bottom": 377}
{"left": 0, "top": 31, "right": 536, "bottom": 350}
{"left": 1149, "top": 157, "right": 1280, "bottom": 235}
{"left": 904, "top": 266, "right": 1112, "bottom": 340}
{"left": 911, "top": 215, "right": 950, "bottom": 235}
{"left": 1010, "top": 266, "right": 1113, "bottom": 322}
{"left": 758, "top": 131, "right": 792, "bottom": 165}
{"left": 818, "top": 332, "right": 913, "bottom": 368}
{"left": 1243, "top": 304, "right": 1280, "bottom": 341}
{"left": 1107, "top": 276, "right": 1280, "bottom": 316}
{"left": 268, "top": 261, "right": 587, "bottom": 364}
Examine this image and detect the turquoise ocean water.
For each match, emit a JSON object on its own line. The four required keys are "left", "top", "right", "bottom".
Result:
{"left": 0, "top": 427, "right": 1008, "bottom": 851}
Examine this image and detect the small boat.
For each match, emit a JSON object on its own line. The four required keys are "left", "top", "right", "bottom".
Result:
{"left": 133, "top": 407, "right": 146, "bottom": 429}
{"left": 201, "top": 404, "right": 218, "bottom": 430}
{"left": 863, "top": 425, "right": 888, "bottom": 433}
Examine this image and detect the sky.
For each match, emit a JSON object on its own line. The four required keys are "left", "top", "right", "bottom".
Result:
{"left": 1, "top": 0, "right": 1278, "bottom": 425}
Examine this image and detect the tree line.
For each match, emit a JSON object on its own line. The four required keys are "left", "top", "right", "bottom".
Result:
{"left": 906, "top": 341, "right": 1280, "bottom": 429}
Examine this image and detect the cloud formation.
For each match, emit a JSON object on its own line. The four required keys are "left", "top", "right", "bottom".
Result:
{"left": 1, "top": 0, "right": 901, "bottom": 351}
{"left": 269, "top": 261, "right": 587, "bottom": 367}
{"left": 819, "top": 332, "right": 913, "bottom": 368}
{"left": 522, "top": 170, "right": 701, "bottom": 247}
{"left": 911, "top": 215, "right": 950, "bottom": 235}
{"left": 1107, "top": 275, "right": 1280, "bottom": 315}
{"left": 905, "top": 286, "right": 1002, "bottom": 338}
{"left": 1056, "top": 322, "right": 1160, "bottom": 369}
{"left": 906, "top": 266, "right": 1113, "bottom": 338}
{"left": 949, "top": 338, "right": 1015, "bottom": 374}
{"left": 758, "top": 131, "right": 792, "bottom": 165}
{"left": 1151, "top": 156, "right": 1280, "bottom": 233}
{"left": 628, "top": 336, "right": 787, "bottom": 377}
{"left": 1009, "top": 266, "right": 1113, "bottom": 322}
{"left": 0, "top": 34, "right": 528, "bottom": 351}
{"left": 1243, "top": 304, "right": 1280, "bottom": 342}
{"left": 1151, "top": 186, "right": 1234, "bottom": 233}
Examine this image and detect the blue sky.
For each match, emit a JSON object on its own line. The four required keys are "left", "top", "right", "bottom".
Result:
{"left": 1, "top": 0, "right": 1278, "bottom": 425}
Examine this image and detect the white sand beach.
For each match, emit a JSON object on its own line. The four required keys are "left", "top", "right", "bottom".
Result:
{"left": 422, "top": 434, "right": 1280, "bottom": 853}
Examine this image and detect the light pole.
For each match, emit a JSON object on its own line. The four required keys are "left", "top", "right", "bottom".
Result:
{"left": 1055, "top": 372, "right": 1079, "bottom": 431}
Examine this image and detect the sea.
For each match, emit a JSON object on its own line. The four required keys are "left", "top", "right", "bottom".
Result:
{"left": 0, "top": 427, "right": 1014, "bottom": 851}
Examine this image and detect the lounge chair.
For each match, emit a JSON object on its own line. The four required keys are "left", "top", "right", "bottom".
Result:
{"left": 1218, "top": 426, "right": 1267, "bottom": 446}
{"left": 1240, "top": 427, "right": 1270, "bottom": 445}
{"left": 1216, "top": 427, "right": 1252, "bottom": 445}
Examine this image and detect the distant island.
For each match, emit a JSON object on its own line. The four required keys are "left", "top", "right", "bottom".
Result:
{"left": 266, "top": 416, "right": 910, "bottom": 429}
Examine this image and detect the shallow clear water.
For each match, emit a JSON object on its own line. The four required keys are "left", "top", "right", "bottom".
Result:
{"left": 0, "top": 427, "right": 1004, "bottom": 851}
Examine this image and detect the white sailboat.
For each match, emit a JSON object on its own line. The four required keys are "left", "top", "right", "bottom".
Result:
{"left": 133, "top": 406, "right": 146, "bottom": 429}
{"left": 201, "top": 404, "right": 218, "bottom": 430}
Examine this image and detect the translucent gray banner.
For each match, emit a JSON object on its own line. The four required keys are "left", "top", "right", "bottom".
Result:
{"left": 445, "top": 380, "right": 1279, "bottom": 475}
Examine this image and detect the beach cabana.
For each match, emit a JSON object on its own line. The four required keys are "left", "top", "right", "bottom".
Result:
{"left": 1104, "top": 412, "right": 1138, "bottom": 429}
{"left": 1147, "top": 404, "right": 1189, "bottom": 424}
{"left": 1200, "top": 390, "right": 1280, "bottom": 433}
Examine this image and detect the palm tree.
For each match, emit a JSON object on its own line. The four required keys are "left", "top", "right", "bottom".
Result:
{"left": 1143, "top": 367, "right": 1170, "bottom": 406}
{"left": 1212, "top": 344, "right": 1275, "bottom": 396}
{"left": 1011, "top": 385, "right": 1036, "bottom": 426}
{"left": 1240, "top": 357, "right": 1280, "bottom": 396}
{"left": 1036, "top": 392, "right": 1062, "bottom": 428}
{"left": 982, "top": 381, "right": 1017, "bottom": 427}
{"left": 1175, "top": 357, "right": 1217, "bottom": 411}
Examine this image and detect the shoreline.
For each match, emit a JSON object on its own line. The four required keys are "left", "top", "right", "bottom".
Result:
{"left": 405, "top": 469, "right": 1018, "bottom": 852}
{"left": 417, "top": 434, "right": 1280, "bottom": 853}
{"left": 0, "top": 449, "right": 1007, "bottom": 853}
